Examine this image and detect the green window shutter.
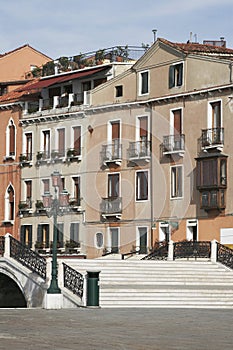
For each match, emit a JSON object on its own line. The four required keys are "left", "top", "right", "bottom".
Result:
{"left": 37, "top": 224, "right": 42, "bottom": 242}
{"left": 177, "top": 64, "right": 183, "bottom": 86}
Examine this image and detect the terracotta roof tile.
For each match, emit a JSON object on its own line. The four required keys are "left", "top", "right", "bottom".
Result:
{"left": 159, "top": 38, "right": 233, "bottom": 59}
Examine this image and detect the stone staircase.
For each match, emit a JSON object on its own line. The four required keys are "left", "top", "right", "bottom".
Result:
{"left": 64, "top": 259, "right": 233, "bottom": 308}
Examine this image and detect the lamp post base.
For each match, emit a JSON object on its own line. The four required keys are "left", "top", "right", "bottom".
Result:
{"left": 45, "top": 293, "right": 63, "bottom": 309}
{"left": 47, "top": 278, "right": 61, "bottom": 294}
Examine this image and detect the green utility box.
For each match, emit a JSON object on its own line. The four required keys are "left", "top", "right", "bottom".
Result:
{"left": 87, "top": 271, "right": 101, "bottom": 307}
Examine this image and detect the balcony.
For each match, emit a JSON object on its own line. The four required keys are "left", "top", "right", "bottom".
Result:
{"left": 200, "top": 189, "right": 226, "bottom": 211}
{"left": 36, "top": 151, "right": 50, "bottom": 165}
{"left": 18, "top": 200, "right": 33, "bottom": 215}
{"left": 101, "top": 140, "right": 122, "bottom": 167}
{"left": 66, "top": 148, "right": 81, "bottom": 162}
{"left": 19, "top": 153, "right": 32, "bottom": 167}
{"left": 50, "top": 149, "right": 66, "bottom": 163}
{"left": 69, "top": 198, "right": 82, "bottom": 212}
{"left": 100, "top": 197, "right": 122, "bottom": 219}
{"left": 127, "top": 140, "right": 151, "bottom": 162}
{"left": 201, "top": 128, "right": 224, "bottom": 150}
{"left": 162, "top": 134, "right": 185, "bottom": 156}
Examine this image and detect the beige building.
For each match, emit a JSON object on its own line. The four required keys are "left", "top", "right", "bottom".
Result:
{"left": 2, "top": 39, "right": 233, "bottom": 258}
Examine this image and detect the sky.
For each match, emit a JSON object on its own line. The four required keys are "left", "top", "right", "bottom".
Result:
{"left": 0, "top": 0, "right": 232, "bottom": 60}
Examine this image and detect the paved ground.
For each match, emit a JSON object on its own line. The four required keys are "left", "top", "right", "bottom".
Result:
{"left": 0, "top": 308, "right": 232, "bottom": 350}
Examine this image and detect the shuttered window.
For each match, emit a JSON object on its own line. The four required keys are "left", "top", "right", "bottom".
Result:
{"left": 136, "top": 171, "right": 148, "bottom": 201}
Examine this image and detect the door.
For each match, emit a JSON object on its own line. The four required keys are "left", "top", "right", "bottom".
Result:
{"left": 111, "top": 121, "right": 120, "bottom": 158}
{"left": 139, "top": 227, "right": 147, "bottom": 254}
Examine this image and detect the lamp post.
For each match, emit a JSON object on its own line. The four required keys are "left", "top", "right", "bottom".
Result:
{"left": 42, "top": 170, "right": 69, "bottom": 294}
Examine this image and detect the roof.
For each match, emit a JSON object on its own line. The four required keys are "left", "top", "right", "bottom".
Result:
{"left": 0, "top": 44, "right": 52, "bottom": 60}
{"left": 19, "top": 66, "right": 110, "bottom": 91}
{"left": 159, "top": 38, "right": 233, "bottom": 59}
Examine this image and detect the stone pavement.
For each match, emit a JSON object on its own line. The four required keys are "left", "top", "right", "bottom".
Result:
{"left": 0, "top": 308, "right": 232, "bottom": 350}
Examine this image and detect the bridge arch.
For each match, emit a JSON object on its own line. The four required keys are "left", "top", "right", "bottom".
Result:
{"left": 0, "top": 271, "right": 27, "bottom": 308}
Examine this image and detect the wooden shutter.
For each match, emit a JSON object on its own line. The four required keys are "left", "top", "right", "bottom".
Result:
{"left": 37, "top": 225, "right": 43, "bottom": 242}
{"left": 212, "top": 101, "right": 221, "bottom": 128}
{"left": 9, "top": 124, "right": 15, "bottom": 155}
{"left": 58, "top": 128, "right": 65, "bottom": 156}
{"left": 173, "top": 110, "right": 182, "bottom": 135}
{"left": 26, "top": 181, "right": 32, "bottom": 198}
{"left": 140, "top": 117, "right": 148, "bottom": 138}
{"left": 111, "top": 122, "right": 120, "bottom": 140}
{"left": 73, "top": 126, "right": 81, "bottom": 153}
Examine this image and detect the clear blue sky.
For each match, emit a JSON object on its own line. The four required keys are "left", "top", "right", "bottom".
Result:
{"left": 0, "top": 0, "right": 232, "bottom": 59}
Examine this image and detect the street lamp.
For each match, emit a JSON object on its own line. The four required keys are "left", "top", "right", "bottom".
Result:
{"left": 42, "top": 170, "right": 69, "bottom": 294}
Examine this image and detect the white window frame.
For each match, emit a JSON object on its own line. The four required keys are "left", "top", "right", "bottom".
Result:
{"left": 135, "top": 115, "right": 150, "bottom": 141}
{"left": 186, "top": 219, "right": 198, "bottom": 241}
{"left": 170, "top": 108, "right": 183, "bottom": 135}
{"left": 207, "top": 99, "right": 222, "bottom": 129}
{"left": 135, "top": 170, "right": 149, "bottom": 202}
{"left": 107, "top": 227, "right": 120, "bottom": 252}
{"left": 107, "top": 172, "right": 121, "bottom": 198}
{"left": 138, "top": 70, "right": 149, "bottom": 96}
{"left": 169, "top": 61, "right": 184, "bottom": 88}
{"left": 4, "top": 183, "right": 15, "bottom": 222}
{"left": 5, "top": 118, "right": 16, "bottom": 159}
{"left": 136, "top": 226, "right": 149, "bottom": 251}
{"left": 170, "top": 165, "right": 183, "bottom": 199}
{"left": 55, "top": 127, "right": 66, "bottom": 157}
{"left": 23, "top": 131, "right": 33, "bottom": 158}
{"left": 40, "top": 128, "right": 51, "bottom": 157}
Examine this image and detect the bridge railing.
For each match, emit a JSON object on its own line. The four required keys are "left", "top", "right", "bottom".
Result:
{"left": 216, "top": 243, "right": 233, "bottom": 270}
{"left": 63, "top": 263, "right": 84, "bottom": 299}
{"left": 9, "top": 235, "right": 46, "bottom": 280}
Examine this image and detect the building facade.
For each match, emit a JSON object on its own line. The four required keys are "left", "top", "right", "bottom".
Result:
{"left": 1, "top": 39, "right": 233, "bottom": 257}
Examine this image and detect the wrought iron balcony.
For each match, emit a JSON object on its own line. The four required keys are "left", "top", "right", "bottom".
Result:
{"left": 51, "top": 149, "right": 66, "bottom": 160}
{"left": 127, "top": 140, "right": 151, "bottom": 161}
{"left": 162, "top": 134, "right": 185, "bottom": 155}
{"left": 66, "top": 148, "right": 81, "bottom": 161}
{"left": 69, "top": 198, "right": 82, "bottom": 211}
{"left": 100, "top": 197, "right": 122, "bottom": 219}
{"left": 18, "top": 199, "right": 32, "bottom": 212}
{"left": 19, "top": 153, "right": 33, "bottom": 167}
{"left": 201, "top": 128, "right": 224, "bottom": 149}
{"left": 101, "top": 140, "right": 122, "bottom": 166}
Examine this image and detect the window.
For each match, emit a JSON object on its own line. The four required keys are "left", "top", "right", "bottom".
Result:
{"left": 0, "top": 85, "right": 7, "bottom": 96}
{"left": 169, "top": 63, "right": 183, "bottom": 88}
{"left": 25, "top": 133, "right": 32, "bottom": 160}
{"left": 37, "top": 224, "right": 49, "bottom": 248}
{"left": 171, "top": 166, "right": 183, "bottom": 198}
{"left": 96, "top": 232, "right": 104, "bottom": 248}
{"left": 109, "top": 228, "right": 119, "bottom": 253}
{"left": 5, "top": 185, "right": 15, "bottom": 221}
{"left": 139, "top": 71, "right": 149, "bottom": 95}
{"left": 73, "top": 126, "right": 81, "bottom": 156}
{"left": 115, "top": 85, "right": 123, "bottom": 97}
{"left": 6, "top": 120, "right": 16, "bottom": 157}
{"left": 42, "top": 179, "right": 50, "bottom": 193}
{"left": 108, "top": 173, "right": 120, "bottom": 198}
{"left": 136, "top": 171, "right": 148, "bottom": 201}
{"left": 196, "top": 156, "right": 227, "bottom": 189}
{"left": 72, "top": 177, "right": 81, "bottom": 205}
{"left": 20, "top": 225, "right": 32, "bottom": 248}
{"left": 25, "top": 180, "right": 32, "bottom": 207}
{"left": 42, "top": 130, "right": 50, "bottom": 158}
{"left": 57, "top": 128, "right": 65, "bottom": 157}
{"left": 70, "top": 223, "right": 79, "bottom": 244}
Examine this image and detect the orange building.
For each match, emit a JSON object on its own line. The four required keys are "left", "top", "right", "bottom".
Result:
{"left": 0, "top": 45, "right": 51, "bottom": 239}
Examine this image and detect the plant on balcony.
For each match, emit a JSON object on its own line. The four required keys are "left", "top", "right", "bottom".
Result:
{"left": 35, "top": 200, "right": 44, "bottom": 209}
{"left": 18, "top": 202, "right": 28, "bottom": 210}
{"left": 35, "top": 241, "right": 45, "bottom": 249}
{"left": 65, "top": 239, "right": 80, "bottom": 248}
{"left": 36, "top": 152, "right": 43, "bottom": 161}
{"left": 50, "top": 240, "right": 63, "bottom": 249}
{"left": 51, "top": 150, "right": 59, "bottom": 159}
{"left": 95, "top": 49, "right": 105, "bottom": 64}
{"left": 19, "top": 154, "right": 28, "bottom": 162}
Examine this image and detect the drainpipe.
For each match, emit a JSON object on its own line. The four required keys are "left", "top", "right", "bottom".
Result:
{"left": 148, "top": 102, "right": 154, "bottom": 248}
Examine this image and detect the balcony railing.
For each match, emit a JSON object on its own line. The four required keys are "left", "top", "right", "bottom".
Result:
{"left": 100, "top": 197, "right": 122, "bottom": 218}
{"left": 201, "top": 128, "right": 224, "bottom": 149}
{"left": 18, "top": 199, "right": 32, "bottom": 212}
{"left": 162, "top": 134, "right": 185, "bottom": 154}
{"left": 67, "top": 148, "right": 81, "bottom": 160}
{"left": 19, "top": 153, "right": 33, "bottom": 167}
{"left": 127, "top": 140, "right": 151, "bottom": 161}
{"left": 51, "top": 149, "right": 66, "bottom": 160}
{"left": 69, "top": 198, "right": 81, "bottom": 210}
{"left": 101, "top": 140, "right": 122, "bottom": 166}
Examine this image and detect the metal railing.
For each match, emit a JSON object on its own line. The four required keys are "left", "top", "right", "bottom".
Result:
{"left": 9, "top": 236, "right": 46, "bottom": 279}
{"left": 63, "top": 263, "right": 84, "bottom": 298}
{"left": 174, "top": 241, "right": 211, "bottom": 260}
{"left": 142, "top": 241, "right": 168, "bottom": 260}
{"left": 127, "top": 140, "right": 151, "bottom": 160}
{"left": 217, "top": 243, "right": 233, "bottom": 269}
{"left": 201, "top": 128, "right": 224, "bottom": 147}
{"left": 100, "top": 197, "right": 122, "bottom": 215}
{"left": 101, "top": 141, "right": 122, "bottom": 164}
{"left": 162, "top": 134, "right": 185, "bottom": 153}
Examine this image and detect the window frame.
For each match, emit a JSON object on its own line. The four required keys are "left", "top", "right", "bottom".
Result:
{"left": 169, "top": 62, "right": 183, "bottom": 89}
{"left": 170, "top": 165, "right": 183, "bottom": 199}
{"left": 138, "top": 70, "right": 149, "bottom": 96}
{"left": 135, "top": 170, "right": 149, "bottom": 202}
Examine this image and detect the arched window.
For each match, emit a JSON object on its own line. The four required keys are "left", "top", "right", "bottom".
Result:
{"left": 96, "top": 232, "right": 104, "bottom": 248}
{"left": 5, "top": 184, "right": 15, "bottom": 221}
{"left": 6, "top": 119, "right": 16, "bottom": 158}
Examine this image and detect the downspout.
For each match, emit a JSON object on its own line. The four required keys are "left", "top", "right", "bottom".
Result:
{"left": 148, "top": 101, "right": 154, "bottom": 248}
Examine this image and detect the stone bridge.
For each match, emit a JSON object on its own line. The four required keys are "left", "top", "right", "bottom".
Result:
{"left": 0, "top": 234, "right": 84, "bottom": 309}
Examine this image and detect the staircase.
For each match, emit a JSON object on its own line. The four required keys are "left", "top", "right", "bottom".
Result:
{"left": 65, "top": 259, "right": 233, "bottom": 308}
